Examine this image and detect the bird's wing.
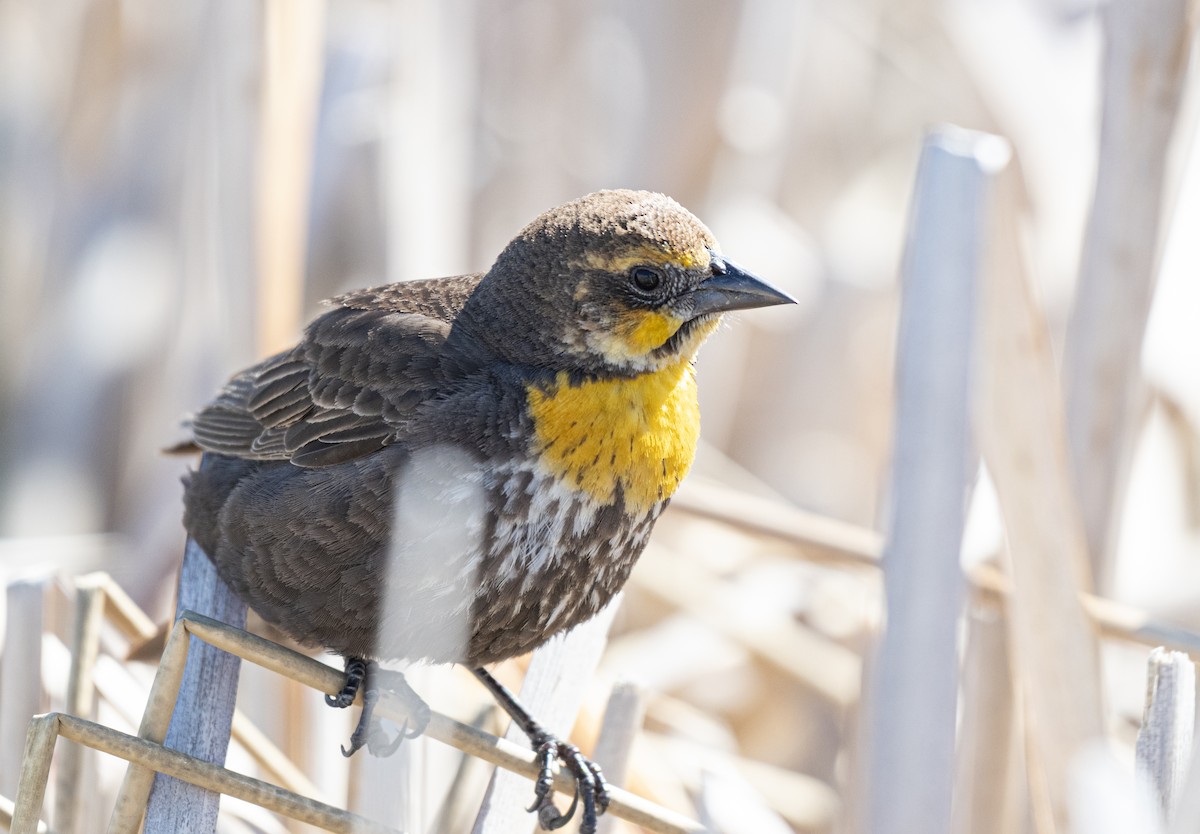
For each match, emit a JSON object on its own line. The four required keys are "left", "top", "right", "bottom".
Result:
{"left": 190, "top": 275, "right": 483, "bottom": 467}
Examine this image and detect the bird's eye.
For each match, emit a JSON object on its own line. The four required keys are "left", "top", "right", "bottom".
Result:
{"left": 630, "top": 266, "right": 663, "bottom": 293}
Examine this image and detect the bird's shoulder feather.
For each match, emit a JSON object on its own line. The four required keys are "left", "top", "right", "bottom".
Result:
{"left": 190, "top": 274, "right": 484, "bottom": 467}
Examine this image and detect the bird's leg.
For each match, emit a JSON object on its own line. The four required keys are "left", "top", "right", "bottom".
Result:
{"left": 472, "top": 667, "right": 610, "bottom": 834}
{"left": 326, "top": 657, "right": 431, "bottom": 758}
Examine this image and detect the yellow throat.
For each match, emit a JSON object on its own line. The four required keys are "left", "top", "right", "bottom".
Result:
{"left": 526, "top": 361, "right": 701, "bottom": 513}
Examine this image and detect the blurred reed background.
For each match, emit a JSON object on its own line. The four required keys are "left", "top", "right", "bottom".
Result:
{"left": 2, "top": 0, "right": 1200, "bottom": 833}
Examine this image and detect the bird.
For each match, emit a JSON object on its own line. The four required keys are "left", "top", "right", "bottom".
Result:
{"left": 180, "top": 189, "right": 794, "bottom": 833}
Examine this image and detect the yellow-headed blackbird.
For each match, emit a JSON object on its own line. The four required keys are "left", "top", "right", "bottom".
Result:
{"left": 182, "top": 189, "right": 793, "bottom": 832}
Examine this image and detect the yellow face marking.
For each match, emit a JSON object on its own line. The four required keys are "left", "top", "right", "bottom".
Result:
{"left": 621, "top": 310, "right": 682, "bottom": 353}
{"left": 526, "top": 361, "right": 701, "bottom": 513}
{"left": 586, "top": 310, "right": 683, "bottom": 364}
{"left": 583, "top": 245, "right": 710, "bottom": 273}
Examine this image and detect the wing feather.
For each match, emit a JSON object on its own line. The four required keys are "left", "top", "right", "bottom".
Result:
{"left": 188, "top": 275, "right": 482, "bottom": 466}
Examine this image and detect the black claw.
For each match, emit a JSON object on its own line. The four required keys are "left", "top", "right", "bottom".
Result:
{"left": 341, "top": 687, "right": 387, "bottom": 757}
{"left": 539, "top": 791, "right": 578, "bottom": 831}
{"left": 324, "top": 658, "right": 430, "bottom": 758}
{"left": 526, "top": 740, "right": 557, "bottom": 814}
{"left": 521, "top": 736, "right": 608, "bottom": 833}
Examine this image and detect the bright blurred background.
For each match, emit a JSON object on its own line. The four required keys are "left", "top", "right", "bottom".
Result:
{"left": 1, "top": 1, "right": 1199, "bottom": 832}
{"left": 0, "top": 0, "right": 1110, "bottom": 602}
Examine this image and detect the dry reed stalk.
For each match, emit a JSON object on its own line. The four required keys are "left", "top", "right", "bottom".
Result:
{"left": 44, "top": 570, "right": 325, "bottom": 807}
{"left": 44, "top": 612, "right": 702, "bottom": 834}
{"left": 256, "top": 0, "right": 325, "bottom": 356}
{"left": 590, "top": 682, "right": 646, "bottom": 834}
{"left": 1063, "top": 0, "right": 1195, "bottom": 592}
{"left": 27, "top": 713, "right": 395, "bottom": 834}
{"left": 0, "top": 792, "right": 48, "bottom": 834}
{"left": 638, "top": 732, "right": 838, "bottom": 833}
{"left": 0, "top": 580, "right": 47, "bottom": 800}
{"left": 979, "top": 170, "right": 1106, "bottom": 833}
{"left": 52, "top": 579, "right": 105, "bottom": 834}
{"left": 85, "top": 574, "right": 156, "bottom": 646}
{"left": 861, "top": 126, "right": 1003, "bottom": 834}
{"left": 1136, "top": 648, "right": 1195, "bottom": 826}
{"left": 592, "top": 681, "right": 647, "bottom": 811}
{"left": 670, "top": 478, "right": 881, "bottom": 569}
{"left": 107, "top": 603, "right": 193, "bottom": 832}
{"left": 952, "top": 602, "right": 1019, "bottom": 834}
{"left": 696, "top": 768, "right": 794, "bottom": 834}
{"left": 634, "top": 541, "right": 860, "bottom": 707}
{"left": 427, "top": 705, "right": 501, "bottom": 833}
{"left": 1167, "top": 698, "right": 1200, "bottom": 834}
{"left": 139, "top": 539, "right": 247, "bottom": 834}
{"left": 383, "top": 0, "right": 473, "bottom": 284}
{"left": 254, "top": 5, "right": 326, "bottom": 807}
{"left": 10, "top": 715, "right": 58, "bottom": 834}
{"left": 228, "top": 710, "right": 329, "bottom": 807}
{"left": 674, "top": 479, "right": 1200, "bottom": 660}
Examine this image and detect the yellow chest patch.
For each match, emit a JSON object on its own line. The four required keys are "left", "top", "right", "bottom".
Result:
{"left": 526, "top": 361, "right": 701, "bottom": 513}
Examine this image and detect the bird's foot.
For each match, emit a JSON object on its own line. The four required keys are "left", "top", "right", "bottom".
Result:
{"left": 325, "top": 656, "right": 368, "bottom": 708}
{"left": 525, "top": 729, "right": 610, "bottom": 834}
{"left": 325, "top": 657, "right": 431, "bottom": 758}
{"left": 469, "top": 667, "right": 611, "bottom": 832}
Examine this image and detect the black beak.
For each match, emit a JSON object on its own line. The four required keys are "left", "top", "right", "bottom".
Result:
{"left": 685, "top": 252, "right": 796, "bottom": 318}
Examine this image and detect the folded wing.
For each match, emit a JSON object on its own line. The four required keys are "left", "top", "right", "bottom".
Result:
{"left": 191, "top": 275, "right": 482, "bottom": 467}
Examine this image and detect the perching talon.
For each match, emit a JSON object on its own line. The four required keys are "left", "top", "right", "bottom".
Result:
{"left": 328, "top": 659, "right": 430, "bottom": 758}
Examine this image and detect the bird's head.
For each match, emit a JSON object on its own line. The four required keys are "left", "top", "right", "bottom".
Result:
{"left": 455, "top": 190, "right": 794, "bottom": 377}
